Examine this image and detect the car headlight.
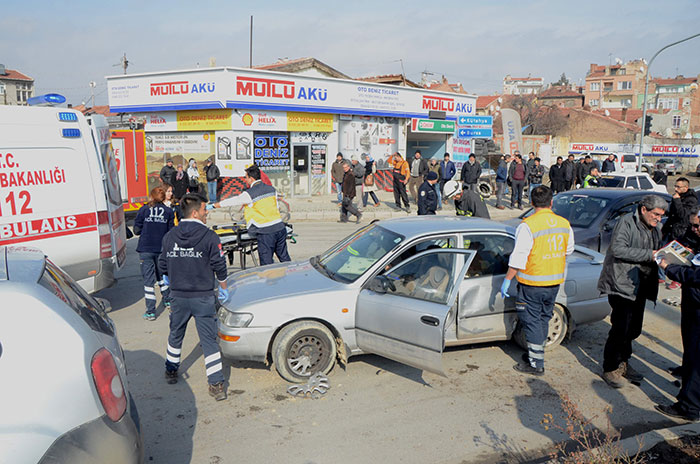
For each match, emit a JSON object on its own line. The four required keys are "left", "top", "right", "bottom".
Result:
{"left": 220, "top": 310, "right": 253, "bottom": 328}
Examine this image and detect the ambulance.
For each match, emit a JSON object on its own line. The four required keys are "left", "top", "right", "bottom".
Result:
{"left": 0, "top": 97, "right": 127, "bottom": 292}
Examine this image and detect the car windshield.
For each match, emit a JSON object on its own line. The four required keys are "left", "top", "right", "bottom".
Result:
{"left": 622, "top": 155, "right": 636, "bottom": 163}
{"left": 598, "top": 176, "right": 625, "bottom": 188}
{"left": 551, "top": 194, "right": 610, "bottom": 227}
{"left": 316, "top": 224, "right": 404, "bottom": 283}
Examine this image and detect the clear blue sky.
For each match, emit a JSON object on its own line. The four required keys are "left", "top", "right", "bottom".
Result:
{"left": 2, "top": 0, "right": 699, "bottom": 106}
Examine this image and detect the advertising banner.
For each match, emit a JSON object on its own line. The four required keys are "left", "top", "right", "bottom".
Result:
{"left": 287, "top": 112, "right": 333, "bottom": 132}
{"left": 108, "top": 67, "right": 476, "bottom": 120}
{"left": 232, "top": 110, "right": 287, "bottom": 131}
{"left": 253, "top": 133, "right": 290, "bottom": 172}
{"left": 143, "top": 112, "right": 177, "bottom": 131}
{"left": 145, "top": 132, "right": 212, "bottom": 154}
{"left": 216, "top": 130, "right": 250, "bottom": 177}
{"left": 177, "top": 109, "right": 232, "bottom": 131}
{"left": 410, "top": 118, "right": 455, "bottom": 133}
{"left": 568, "top": 142, "right": 700, "bottom": 157}
{"left": 501, "top": 109, "right": 523, "bottom": 157}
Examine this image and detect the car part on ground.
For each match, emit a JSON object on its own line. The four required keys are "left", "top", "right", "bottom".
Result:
{"left": 287, "top": 373, "right": 330, "bottom": 399}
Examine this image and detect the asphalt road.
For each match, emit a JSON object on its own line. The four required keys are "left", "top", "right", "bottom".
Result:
{"left": 96, "top": 220, "right": 688, "bottom": 464}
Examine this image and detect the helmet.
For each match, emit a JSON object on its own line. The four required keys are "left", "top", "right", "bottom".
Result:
{"left": 444, "top": 180, "right": 462, "bottom": 199}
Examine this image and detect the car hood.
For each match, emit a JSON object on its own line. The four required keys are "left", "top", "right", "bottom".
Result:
{"left": 222, "top": 260, "right": 343, "bottom": 309}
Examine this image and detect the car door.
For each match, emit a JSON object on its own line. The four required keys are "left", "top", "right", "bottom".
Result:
{"left": 355, "top": 249, "right": 475, "bottom": 376}
{"left": 456, "top": 233, "right": 517, "bottom": 343}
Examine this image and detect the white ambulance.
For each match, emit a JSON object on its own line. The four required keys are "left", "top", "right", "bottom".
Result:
{"left": 0, "top": 101, "right": 127, "bottom": 292}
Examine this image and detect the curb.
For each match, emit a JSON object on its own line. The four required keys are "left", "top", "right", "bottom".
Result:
{"left": 588, "top": 421, "right": 700, "bottom": 459}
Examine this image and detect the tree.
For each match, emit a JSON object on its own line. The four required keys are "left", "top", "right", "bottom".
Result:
{"left": 554, "top": 73, "right": 570, "bottom": 86}
{"left": 497, "top": 95, "right": 568, "bottom": 136}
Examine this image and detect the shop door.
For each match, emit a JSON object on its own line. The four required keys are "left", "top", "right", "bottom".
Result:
{"left": 292, "top": 145, "right": 310, "bottom": 196}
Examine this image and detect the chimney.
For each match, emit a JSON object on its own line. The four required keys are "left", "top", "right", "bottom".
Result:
{"left": 589, "top": 63, "right": 597, "bottom": 74}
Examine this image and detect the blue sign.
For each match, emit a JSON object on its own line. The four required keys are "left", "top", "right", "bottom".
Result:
{"left": 457, "top": 115, "right": 493, "bottom": 126}
{"left": 458, "top": 128, "right": 493, "bottom": 138}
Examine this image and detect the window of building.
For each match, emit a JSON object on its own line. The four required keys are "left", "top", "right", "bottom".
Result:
{"left": 621, "top": 98, "right": 632, "bottom": 107}
{"left": 590, "top": 82, "right": 600, "bottom": 91}
{"left": 604, "top": 84, "right": 613, "bottom": 92}
{"left": 590, "top": 99, "right": 599, "bottom": 106}
{"left": 618, "top": 81, "right": 632, "bottom": 90}
{"left": 658, "top": 98, "right": 679, "bottom": 110}
{"left": 672, "top": 115, "right": 682, "bottom": 128}
{"left": 0, "top": 83, "right": 5, "bottom": 95}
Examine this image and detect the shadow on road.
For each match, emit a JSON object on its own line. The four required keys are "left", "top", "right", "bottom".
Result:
{"left": 348, "top": 353, "right": 431, "bottom": 386}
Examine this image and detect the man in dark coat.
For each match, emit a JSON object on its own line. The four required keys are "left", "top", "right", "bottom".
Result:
{"left": 461, "top": 154, "right": 482, "bottom": 194}
{"left": 602, "top": 154, "right": 616, "bottom": 173}
{"left": 663, "top": 177, "right": 698, "bottom": 243}
{"left": 339, "top": 162, "right": 362, "bottom": 223}
{"left": 160, "top": 159, "right": 177, "bottom": 186}
{"left": 562, "top": 154, "right": 576, "bottom": 190}
{"left": 408, "top": 150, "right": 429, "bottom": 203}
{"left": 656, "top": 209, "right": 700, "bottom": 421}
{"left": 417, "top": 171, "right": 439, "bottom": 215}
{"left": 598, "top": 195, "right": 666, "bottom": 388}
{"left": 451, "top": 187, "right": 490, "bottom": 219}
{"left": 439, "top": 153, "right": 456, "bottom": 201}
{"left": 549, "top": 156, "right": 566, "bottom": 194}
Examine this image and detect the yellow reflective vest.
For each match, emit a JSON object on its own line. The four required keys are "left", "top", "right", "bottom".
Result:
{"left": 516, "top": 209, "right": 571, "bottom": 286}
{"left": 244, "top": 181, "right": 284, "bottom": 234}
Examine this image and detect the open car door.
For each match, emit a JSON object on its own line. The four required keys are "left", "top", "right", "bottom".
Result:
{"left": 355, "top": 249, "right": 475, "bottom": 376}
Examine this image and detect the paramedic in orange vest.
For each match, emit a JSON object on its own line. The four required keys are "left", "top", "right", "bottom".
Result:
{"left": 212, "top": 165, "right": 290, "bottom": 266}
{"left": 500, "top": 185, "right": 574, "bottom": 376}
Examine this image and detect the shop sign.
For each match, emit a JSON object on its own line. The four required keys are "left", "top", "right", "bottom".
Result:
{"left": 311, "top": 144, "right": 326, "bottom": 176}
{"left": 453, "top": 138, "right": 472, "bottom": 166}
{"left": 287, "top": 112, "right": 333, "bottom": 132}
{"left": 456, "top": 115, "right": 493, "bottom": 139}
{"left": 176, "top": 109, "right": 232, "bottom": 131}
{"left": 568, "top": 142, "right": 699, "bottom": 157}
{"left": 145, "top": 132, "right": 212, "bottom": 154}
{"left": 143, "top": 112, "right": 177, "bottom": 131}
{"left": 253, "top": 134, "right": 290, "bottom": 169}
{"left": 457, "top": 128, "right": 492, "bottom": 138}
{"left": 232, "top": 110, "right": 287, "bottom": 131}
{"left": 410, "top": 118, "right": 456, "bottom": 133}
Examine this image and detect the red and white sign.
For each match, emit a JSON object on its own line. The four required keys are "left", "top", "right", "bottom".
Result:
{"left": 0, "top": 212, "right": 97, "bottom": 245}
{"left": 143, "top": 112, "right": 177, "bottom": 131}
{"left": 232, "top": 110, "right": 287, "bottom": 131}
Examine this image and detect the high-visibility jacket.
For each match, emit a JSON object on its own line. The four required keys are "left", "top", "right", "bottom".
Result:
{"left": 516, "top": 209, "right": 571, "bottom": 286}
{"left": 392, "top": 157, "right": 410, "bottom": 183}
{"left": 244, "top": 181, "right": 285, "bottom": 235}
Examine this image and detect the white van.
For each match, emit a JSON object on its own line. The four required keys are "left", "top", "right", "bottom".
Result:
{"left": 0, "top": 105, "right": 127, "bottom": 292}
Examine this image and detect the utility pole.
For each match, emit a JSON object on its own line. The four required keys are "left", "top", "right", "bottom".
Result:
{"left": 249, "top": 16, "right": 253, "bottom": 68}
{"left": 637, "top": 32, "right": 700, "bottom": 172}
{"left": 89, "top": 81, "right": 96, "bottom": 108}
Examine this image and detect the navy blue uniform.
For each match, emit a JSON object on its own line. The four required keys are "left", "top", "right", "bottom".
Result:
{"left": 417, "top": 180, "right": 438, "bottom": 215}
{"left": 158, "top": 219, "right": 227, "bottom": 385}
{"left": 134, "top": 203, "right": 174, "bottom": 315}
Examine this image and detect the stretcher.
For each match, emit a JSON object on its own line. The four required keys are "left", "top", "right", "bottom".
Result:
{"left": 212, "top": 221, "right": 295, "bottom": 270}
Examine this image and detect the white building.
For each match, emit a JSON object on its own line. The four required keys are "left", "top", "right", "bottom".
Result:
{"left": 503, "top": 75, "right": 544, "bottom": 95}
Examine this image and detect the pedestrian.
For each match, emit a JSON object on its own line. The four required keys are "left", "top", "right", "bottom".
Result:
{"left": 445, "top": 181, "right": 490, "bottom": 218}
{"left": 391, "top": 152, "right": 410, "bottom": 212}
{"left": 429, "top": 159, "right": 443, "bottom": 208}
{"left": 652, "top": 168, "right": 668, "bottom": 188}
{"left": 213, "top": 165, "right": 291, "bottom": 266}
{"left": 408, "top": 150, "right": 429, "bottom": 203}
{"left": 440, "top": 153, "right": 456, "bottom": 204}
{"left": 526, "top": 152, "right": 537, "bottom": 174}
{"left": 339, "top": 162, "right": 362, "bottom": 223}
{"left": 528, "top": 157, "right": 545, "bottom": 203}
{"left": 461, "top": 154, "right": 482, "bottom": 194}
{"left": 187, "top": 158, "right": 200, "bottom": 193}
{"left": 563, "top": 154, "right": 576, "bottom": 190}
{"left": 656, "top": 211, "right": 700, "bottom": 422}
{"left": 502, "top": 185, "right": 574, "bottom": 375}
{"left": 362, "top": 154, "right": 381, "bottom": 208}
{"left": 352, "top": 157, "right": 365, "bottom": 209}
{"left": 508, "top": 154, "right": 528, "bottom": 209}
{"left": 576, "top": 156, "right": 594, "bottom": 188}
{"left": 602, "top": 154, "right": 616, "bottom": 173}
{"left": 204, "top": 159, "right": 220, "bottom": 204}
{"left": 172, "top": 164, "right": 189, "bottom": 200}
{"left": 505, "top": 152, "right": 516, "bottom": 195}
{"left": 331, "top": 153, "right": 347, "bottom": 203}
{"left": 158, "top": 193, "right": 229, "bottom": 401}
{"left": 661, "top": 177, "right": 698, "bottom": 290}
{"left": 163, "top": 183, "right": 180, "bottom": 224}
{"left": 134, "top": 186, "right": 175, "bottom": 320}
{"left": 417, "top": 171, "right": 439, "bottom": 215}
{"left": 598, "top": 195, "right": 666, "bottom": 388}
{"left": 495, "top": 154, "right": 510, "bottom": 209}
{"left": 160, "top": 158, "right": 176, "bottom": 186}
{"left": 549, "top": 156, "right": 566, "bottom": 194}
{"left": 583, "top": 167, "right": 601, "bottom": 187}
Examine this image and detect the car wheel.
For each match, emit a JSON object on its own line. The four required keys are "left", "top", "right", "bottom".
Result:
{"left": 272, "top": 321, "right": 337, "bottom": 382}
{"left": 478, "top": 181, "right": 492, "bottom": 198}
{"left": 513, "top": 304, "right": 569, "bottom": 351}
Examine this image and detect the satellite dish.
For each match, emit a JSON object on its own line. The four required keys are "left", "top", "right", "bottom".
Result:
{"left": 615, "top": 57, "right": 622, "bottom": 65}
{"left": 604, "top": 109, "right": 610, "bottom": 116}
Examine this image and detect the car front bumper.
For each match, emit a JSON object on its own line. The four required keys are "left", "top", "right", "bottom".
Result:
{"left": 218, "top": 325, "right": 275, "bottom": 363}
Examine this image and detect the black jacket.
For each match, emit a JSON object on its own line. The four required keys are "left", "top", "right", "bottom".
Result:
{"left": 172, "top": 172, "right": 189, "bottom": 199}
{"left": 665, "top": 263, "right": 700, "bottom": 314}
{"left": 508, "top": 161, "right": 528, "bottom": 183}
{"left": 663, "top": 190, "right": 699, "bottom": 241}
{"left": 602, "top": 159, "right": 616, "bottom": 173}
{"left": 528, "top": 165, "right": 545, "bottom": 184}
{"left": 158, "top": 220, "right": 227, "bottom": 298}
{"left": 205, "top": 163, "right": 220, "bottom": 182}
{"left": 461, "top": 161, "right": 482, "bottom": 184}
{"left": 342, "top": 170, "right": 356, "bottom": 199}
{"left": 417, "top": 180, "right": 438, "bottom": 215}
{"left": 576, "top": 161, "right": 593, "bottom": 184}
{"left": 455, "top": 190, "right": 490, "bottom": 218}
{"left": 160, "top": 165, "right": 177, "bottom": 185}
{"left": 562, "top": 159, "right": 575, "bottom": 183}
{"left": 409, "top": 157, "right": 429, "bottom": 177}
{"left": 549, "top": 163, "right": 565, "bottom": 183}
{"left": 134, "top": 203, "right": 175, "bottom": 253}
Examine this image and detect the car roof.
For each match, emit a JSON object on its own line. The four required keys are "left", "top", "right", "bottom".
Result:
{"left": 599, "top": 172, "right": 651, "bottom": 178}
{"left": 378, "top": 216, "right": 515, "bottom": 237}
{"left": 1, "top": 246, "right": 46, "bottom": 283}
{"left": 555, "top": 188, "right": 670, "bottom": 200}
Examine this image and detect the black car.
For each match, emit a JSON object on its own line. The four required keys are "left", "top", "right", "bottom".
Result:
{"left": 511, "top": 188, "right": 671, "bottom": 254}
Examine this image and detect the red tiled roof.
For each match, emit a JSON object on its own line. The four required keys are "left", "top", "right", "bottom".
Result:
{"left": 591, "top": 108, "right": 643, "bottom": 124}
{"left": 72, "top": 104, "right": 117, "bottom": 117}
{"left": 476, "top": 95, "right": 500, "bottom": 109}
{"left": 539, "top": 86, "right": 583, "bottom": 98}
{"left": 570, "top": 108, "right": 639, "bottom": 131}
{"left": 0, "top": 69, "right": 33, "bottom": 81}
{"left": 506, "top": 77, "right": 543, "bottom": 82}
{"left": 653, "top": 77, "right": 697, "bottom": 86}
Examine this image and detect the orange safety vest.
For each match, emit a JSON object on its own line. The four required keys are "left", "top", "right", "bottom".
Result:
{"left": 516, "top": 209, "right": 571, "bottom": 286}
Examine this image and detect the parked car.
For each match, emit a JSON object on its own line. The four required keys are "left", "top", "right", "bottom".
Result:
{"left": 595, "top": 172, "right": 668, "bottom": 194}
{"left": 655, "top": 158, "right": 682, "bottom": 175}
{"left": 0, "top": 246, "right": 143, "bottom": 463}
{"left": 620, "top": 154, "right": 654, "bottom": 173}
{"left": 217, "top": 217, "right": 610, "bottom": 382}
{"left": 512, "top": 189, "right": 672, "bottom": 254}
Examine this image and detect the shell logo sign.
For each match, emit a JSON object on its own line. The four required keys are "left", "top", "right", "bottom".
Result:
{"left": 242, "top": 113, "right": 254, "bottom": 126}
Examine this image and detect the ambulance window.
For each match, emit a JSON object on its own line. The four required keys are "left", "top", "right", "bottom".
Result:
{"left": 91, "top": 129, "right": 122, "bottom": 206}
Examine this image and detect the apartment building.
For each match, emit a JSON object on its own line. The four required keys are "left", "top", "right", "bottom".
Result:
{"left": 584, "top": 59, "right": 646, "bottom": 109}
{"left": 503, "top": 74, "right": 544, "bottom": 95}
{"left": 0, "top": 64, "right": 34, "bottom": 105}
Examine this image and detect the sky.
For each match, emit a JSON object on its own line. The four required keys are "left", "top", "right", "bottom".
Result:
{"left": 2, "top": 0, "right": 700, "bottom": 106}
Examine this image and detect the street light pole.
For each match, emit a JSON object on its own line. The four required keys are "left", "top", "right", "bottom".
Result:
{"left": 637, "top": 32, "right": 700, "bottom": 172}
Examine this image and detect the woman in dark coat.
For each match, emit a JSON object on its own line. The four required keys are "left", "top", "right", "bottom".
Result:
{"left": 172, "top": 164, "right": 189, "bottom": 200}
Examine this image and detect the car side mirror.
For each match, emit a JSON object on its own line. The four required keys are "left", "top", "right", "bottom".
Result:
{"left": 602, "top": 222, "right": 613, "bottom": 232}
{"left": 369, "top": 276, "right": 395, "bottom": 294}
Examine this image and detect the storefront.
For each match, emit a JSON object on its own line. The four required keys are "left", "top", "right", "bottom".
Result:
{"left": 107, "top": 67, "right": 476, "bottom": 197}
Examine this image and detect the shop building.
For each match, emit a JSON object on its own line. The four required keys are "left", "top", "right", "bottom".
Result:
{"left": 107, "top": 66, "right": 476, "bottom": 198}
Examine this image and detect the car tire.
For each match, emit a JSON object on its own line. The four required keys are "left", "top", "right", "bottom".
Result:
{"left": 272, "top": 321, "right": 337, "bottom": 382}
{"left": 478, "top": 181, "right": 492, "bottom": 198}
{"left": 513, "top": 304, "right": 569, "bottom": 351}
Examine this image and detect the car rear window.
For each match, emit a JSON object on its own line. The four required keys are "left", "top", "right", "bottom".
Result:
{"left": 598, "top": 176, "right": 625, "bottom": 188}
{"left": 552, "top": 194, "right": 609, "bottom": 227}
{"left": 39, "top": 260, "right": 114, "bottom": 335}
{"left": 622, "top": 155, "right": 636, "bottom": 163}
